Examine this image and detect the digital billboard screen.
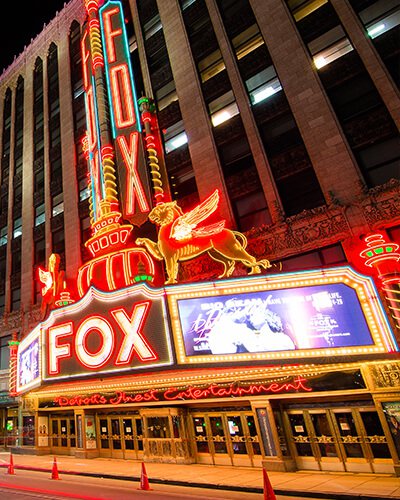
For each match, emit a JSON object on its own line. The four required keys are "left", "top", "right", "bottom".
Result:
{"left": 17, "top": 327, "right": 41, "bottom": 393}
{"left": 177, "top": 283, "right": 373, "bottom": 358}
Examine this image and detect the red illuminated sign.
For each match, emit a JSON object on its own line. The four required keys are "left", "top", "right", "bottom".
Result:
{"left": 43, "top": 286, "right": 173, "bottom": 381}
{"left": 100, "top": 1, "right": 152, "bottom": 226}
{"left": 52, "top": 376, "right": 312, "bottom": 406}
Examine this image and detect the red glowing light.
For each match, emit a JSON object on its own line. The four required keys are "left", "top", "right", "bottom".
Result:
{"left": 109, "top": 63, "right": 136, "bottom": 128}
{"left": 85, "top": 87, "right": 98, "bottom": 152}
{"left": 102, "top": 5, "right": 123, "bottom": 64}
{"left": 116, "top": 132, "right": 150, "bottom": 215}
{"left": 81, "top": 28, "right": 91, "bottom": 91}
{"left": 53, "top": 376, "right": 312, "bottom": 406}
{"left": 47, "top": 302, "right": 158, "bottom": 376}
{"left": 111, "top": 302, "right": 157, "bottom": 364}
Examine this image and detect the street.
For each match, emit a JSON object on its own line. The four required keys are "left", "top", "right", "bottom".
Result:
{"left": 0, "top": 469, "right": 334, "bottom": 500}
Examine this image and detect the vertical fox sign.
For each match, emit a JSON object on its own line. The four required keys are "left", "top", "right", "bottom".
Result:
{"left": 100, "top": 0, "right": 152, "bottom": 226}
{"left": 82, "top": 0, "right": 152, "bottom": 229}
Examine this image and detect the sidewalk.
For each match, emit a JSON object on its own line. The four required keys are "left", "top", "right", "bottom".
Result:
{"left": 0, "top": 452, "right": 399, "bottom": 499}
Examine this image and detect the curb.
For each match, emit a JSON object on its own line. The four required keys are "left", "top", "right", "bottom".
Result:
{"left": 0, "top": 463, "right": 393, "bottom": 500}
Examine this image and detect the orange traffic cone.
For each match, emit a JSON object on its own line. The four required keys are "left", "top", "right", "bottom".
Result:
{"left": 138, "top": 462, "right": 152, "bottom": 491}
{"left": 51, "top": 456, "right": 60, "bottom": 480}
{"left": 7, "top": 452, "right": 15, "bottom": 475}
{"left": 263, "top": 468, "right": 276, "bottom": 500}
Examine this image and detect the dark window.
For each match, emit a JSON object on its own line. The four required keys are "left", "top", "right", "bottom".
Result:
{"left": 0, "top": 335, "right": 11, "bottom": 370}
{"left": 281, "top": 244, "right": 347, "bottom": 272}
{"left": 217, "top": 0, "right": 325, "bottom": 216}
{"left": 287, "top": 0, "right": 400, "bottom": 188}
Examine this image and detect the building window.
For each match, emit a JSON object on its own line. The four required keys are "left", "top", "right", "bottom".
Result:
{"left": 0, "top": 227, "right": 7, "bottom": 246}
{"left": 247, "top": 66, "right": 282, "bottom": 105}
{"left": 35, "top": 204, "right": 45, "bottom": 226}
{"left": 52, "top": 194, "right": 64, "bottom": 217}
{"left": 281, "top": 244, "right": 347, "bottom": 272}
{"left": 207, "top": 88, "right": 239, "bottom": 127}
{"left": 13, "top": 218, "right": 22, "bottom": 239}
{"left": 0, "top": 335, "right": 11, "bottom": 370}
{"left": 287, "top": 0, "right": 400, "bottom": 188}
{"left": 52, "top": 227, "right": 65, "bottom": 256}
{"left": 217, "top": 0, "right": 325, "bottom": 215}
{"left": 165, "top": 132, "right": 188, "bottom": 153}
{"left": 11, "top": 288, "right": 20, "bottom": 312}
{"left": 79, "top": 178, "right": 91, "bottom": 201}
{"left": 349, "top": 0, "right": 400, "bottom": 86}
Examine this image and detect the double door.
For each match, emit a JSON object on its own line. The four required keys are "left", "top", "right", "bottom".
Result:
{"left": 97, "top": 415, "right": 143, "bottom": 459}
{"left": 50, "top": 416, "right": 76, "bottom": 449}
{"left": 191, "top": 412, "right": 263, "bottom": 466}
{"left": 285, "top": 407, "right": 392, "bottom": 473}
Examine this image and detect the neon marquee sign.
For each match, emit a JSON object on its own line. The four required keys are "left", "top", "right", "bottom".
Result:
{"left": 99, "top": 0, "right": 152, "bottom": 225}
{"left": 52, "top": 376, "right": 312, "bottom": 407}
{"left": 40, "top": 285, "right": 173, "bottom": 382}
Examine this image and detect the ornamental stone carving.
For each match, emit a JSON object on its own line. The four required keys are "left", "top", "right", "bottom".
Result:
{"left": 361, "top": 179, "right": 400, "bottom": 228}
{"left": 370, "top": 362, "right": 400, "bottom": 389}
{"left": 179, "top": 203, "right": 350, "bottom": 282}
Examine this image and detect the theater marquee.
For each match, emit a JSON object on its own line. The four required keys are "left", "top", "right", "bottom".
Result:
{"left": 167, "top": 267, "right": 397, "bottom": 364}
{"left": 17, "top": 284, "right": 174, "bottom": 393}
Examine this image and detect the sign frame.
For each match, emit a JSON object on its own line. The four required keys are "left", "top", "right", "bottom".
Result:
{"left": 166, "top": 266, "right": 397, "bottom": 364}
{"left": 16, "top": 325, "right": 41, "bottom": 394}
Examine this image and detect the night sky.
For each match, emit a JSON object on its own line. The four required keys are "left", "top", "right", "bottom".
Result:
{"left": 0, "top": 0, "right": 67, "bottom": 73}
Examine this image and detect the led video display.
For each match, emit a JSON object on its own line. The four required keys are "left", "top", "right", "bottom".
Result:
{"left": 167, "top": 267, "right": 396, "bottom": 364}
{"left": 178, "top": 284, "right": 372, "bottom": 357}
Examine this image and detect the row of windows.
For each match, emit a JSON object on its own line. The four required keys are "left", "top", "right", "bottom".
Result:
{"left": 137, "top": 0, "right": 399, "bottom": 227}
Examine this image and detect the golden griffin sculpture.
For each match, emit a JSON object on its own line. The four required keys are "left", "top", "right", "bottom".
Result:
{"left": 136, "top": 190, "right": 271, "bottom": 284}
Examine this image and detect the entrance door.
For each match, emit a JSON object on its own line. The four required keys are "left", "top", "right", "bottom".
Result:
{"left": 97, "top": 415, "right": 143, "bottom": 459}
{"left": 332, "top": 409, "right": 392, "bottom": 473}
{"left": 50, "top": 416, "right": 76, "bottom": 453}
{"left": 285, "top": 407, "right": 392, "bottom": 473}
{"left": 191, "top": 412, "right": 263, "bottom": 467}
{"left": 209, "top": 415, "right": 230, "bottom": 465}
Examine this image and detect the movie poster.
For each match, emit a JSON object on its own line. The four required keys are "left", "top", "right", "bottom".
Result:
{"left": 18, "top": 338, "right": 40, "bottom": 388}
{"left": 382, "top": 402, "right": 400, "bottom": 456}
{"left": 177, "top": 283, "right": 373, "bottom": 356}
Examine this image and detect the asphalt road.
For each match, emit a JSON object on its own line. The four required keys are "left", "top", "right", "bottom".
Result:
{"left": 0, "top": 469, "right": 335, "bottom": 499}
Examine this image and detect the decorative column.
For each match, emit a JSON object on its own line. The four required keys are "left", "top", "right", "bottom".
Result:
{"left": 139, "top": 96, "right": 171, "bottom": 205}
{"left": 8, "top": 331, "right": 19, "bottom": 397}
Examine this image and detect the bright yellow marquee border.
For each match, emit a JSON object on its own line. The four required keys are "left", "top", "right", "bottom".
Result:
{"left": 166, "top": 266, "right": 397, "bottom": 365}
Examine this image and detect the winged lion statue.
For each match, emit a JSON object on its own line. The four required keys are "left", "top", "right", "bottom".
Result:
{"left": 136, "top": 190, "right": 271, "bottom": 284}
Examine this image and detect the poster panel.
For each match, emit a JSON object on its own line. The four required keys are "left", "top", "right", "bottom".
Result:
{"left": 167, "top": 267, "right": 396, "bottom": 364}
{"left": 177, "top": 284, "right": 372, "bottom": 356}
{"left": 17, "top": 327, "right": 41, "bottom": 393}
{"left": 382, "top": 402, "right": 400, "bottom": 457}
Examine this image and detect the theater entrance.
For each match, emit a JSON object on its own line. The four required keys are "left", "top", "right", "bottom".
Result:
{"left": 284, "top": 406, "right": 393, "bottom": 473}
{"left": 49, "top": 415, "right": 76, "bottom": 453}
{"left": 190, "top": 411, "right": 263, "bottom": 467}
{"left": 96, "top": 415, "right": 143, "bottom": 459}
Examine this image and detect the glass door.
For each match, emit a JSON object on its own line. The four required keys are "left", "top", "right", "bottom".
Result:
{"left": 209, "top": 415, "right": 230, "bottom": 465}
{"left": 98, "top": 417, "right": 111, "bottom": 457}
{"left": 134, "top": 417, "right": 144, "bottom": 459}
{"left": 192, "top": 416, "right": 212, "bottom": 464}
{"left": 97, "top": 415, "right": 143, "bottom": 459}
{"left": 245, "top": 414, "right": 263, "bottom": 467}
{"left": 190, "top": 411, "right": 263, "bottom": 467}
{"left": 110, "top": 418, "right": 123, "bottom": 459}
{"left": 226, "top": 414, "right": 255, "bottom": 466}
{"left": 331, "top": 409, "right": 386, "bottom": 473}
{"left": 359, "top": 410, "right": 392, "bottom": 474}
{"left": 310, "top": 411, "right": 345, "bottom": 471}
{"left": 49, "top": 416, "right": 76, "bottom": 451}
{"left": 285, "top": 411, "right": 318, "bottom": 470}
{"left": 284, "top": 407, "right": 393, "bottom": 473}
